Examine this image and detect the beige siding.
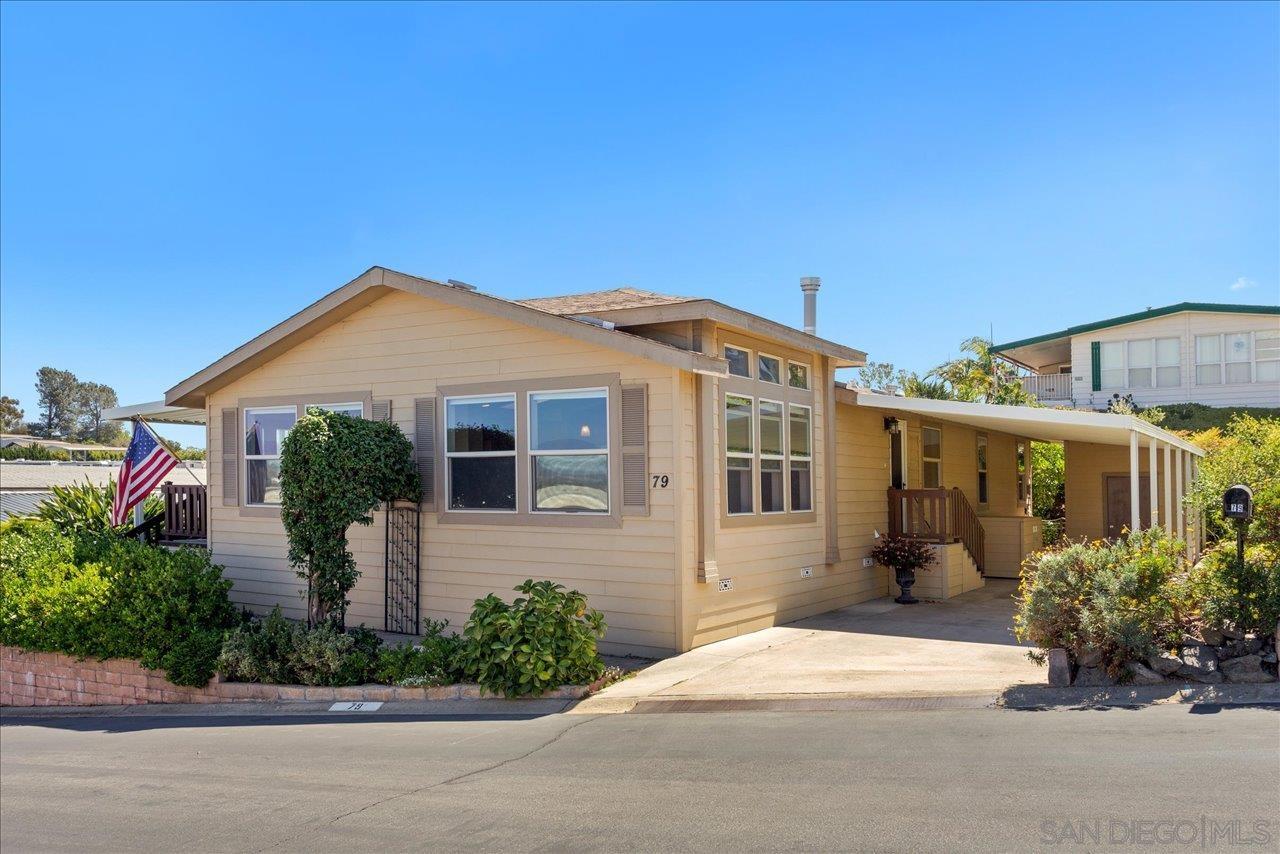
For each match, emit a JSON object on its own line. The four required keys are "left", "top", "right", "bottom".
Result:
{"left": 1067, "top": 311, "right": 1280, "bottom": 409}
{"left": 207, "top": 290, "right": 679, "bottom": 658}
{"left": 1064, "top": 439, "right": 1178, "bottom": 543}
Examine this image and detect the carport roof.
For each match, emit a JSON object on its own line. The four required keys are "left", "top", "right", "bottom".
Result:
{"left": 844, "top": 390, "right": 1203, "bottom": 456}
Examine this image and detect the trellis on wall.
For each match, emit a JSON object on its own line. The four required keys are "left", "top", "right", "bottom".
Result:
{"left": 384, "top": 500, "right": 420, "bottom": 635}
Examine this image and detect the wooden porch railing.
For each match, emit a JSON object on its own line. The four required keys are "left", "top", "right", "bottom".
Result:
{"left": 1018, "top": 373, "right": 1072, "bottom": 402}
{"left": 888, "top": 487, "right": 985, "bottom": 573}
{"left": 162, "top": 482, "right": 207, "bottom": 541}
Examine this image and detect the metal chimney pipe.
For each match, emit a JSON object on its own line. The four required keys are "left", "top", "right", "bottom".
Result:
{"left": 800, "top": 276, "right": 821, "bottom": 335}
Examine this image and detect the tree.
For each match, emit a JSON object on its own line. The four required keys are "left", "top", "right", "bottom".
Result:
{"left": 927, "top": 337, "right": 1036, "bottom": 405}
{"left": 75, "top": 382, "right": 122, "bottom": 443}
{"left": 1031, "top": 442, "right": 1065, "bottom": 520}
{"left": 33, "top": 367, "right": 80, "bottom": 438}
{"left": 0, "top": 396, "right": 23, "bottom": 432}
{"left": 279, "top": 409, "right": 419, "bottom": 626}
{"left": 856, "top": 361, "right": 912, "bottom": 393}
{"left": 902, "top": 375, "right": 955, "bottom": 400}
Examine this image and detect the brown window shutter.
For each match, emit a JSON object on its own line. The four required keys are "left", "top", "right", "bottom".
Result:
{"left": 371, "top": 400, "right": 392, "bottom": 422}
{"left": 414, "top": 397, "right": 437, "bottom": 510}
{"left": 220, "top": 407, "right": 239, "bottom": 506}
{"left": 620, "top": 384, "right": 648, "bottom": 515}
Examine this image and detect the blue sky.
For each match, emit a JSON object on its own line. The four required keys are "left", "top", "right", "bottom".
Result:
{"left": 2, "top": 1, "right": 1276, "bottom": 447}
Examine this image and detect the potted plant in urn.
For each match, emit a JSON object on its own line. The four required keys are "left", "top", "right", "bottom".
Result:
{"left": 870, "top": 536, "right": 935, "bottom": 604}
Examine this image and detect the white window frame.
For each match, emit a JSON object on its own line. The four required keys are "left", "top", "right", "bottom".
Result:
{"left": 304, "top": 401, "right": 364, "bottom": 418}
{"left": 921, "top": 425, "right": 943, "bottom": 489}
{"left": 787, "top": 361, "right": 810, "bottom": 390}
{"left": 1099, "top": 341, "right": 1125, "bottom": 390}
{"left": 528, "top": 387, "right": 610, "bottom": 515}
{"left": 724, "top": 345, "right": 752, "bottom": 379}
{"left": 243, "top": 405, "right": 297, "bottom": 507}
{"left": 1102, "top": 337, "right": 1181, "bottom": 390}
{"left": 725, "top": 392, "right": 755, "bottom": 516}
{"left": 1255, "top": 328, "right": 1280, "bottom": 383}
{"left": 1196, "top": 332, "right": 1258, "bottom": 386}
{"left": 758, "top": 397, "right": 786, "bottom": 514}
{"left": 757, "top": 353, "right": 783, "bottom": 386}
{"left": 1154, "top": 337, "right": 1181, "bottom": 388}
{"left": 787, "top": 402, "right": 813, "bottom": 513}
{"left": 444, "top": 393, "right": 518, "bottom": 514}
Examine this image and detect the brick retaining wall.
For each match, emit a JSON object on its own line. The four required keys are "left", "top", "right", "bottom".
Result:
{"left": 0, "top": 646, "right": 590, "bottom": 707}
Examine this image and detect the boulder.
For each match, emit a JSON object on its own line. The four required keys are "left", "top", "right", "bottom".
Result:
{"left": 1074, "top": 666, "right": 1115, "bottom": 687}
{"left": 1199, "top": 627, "right": 1226, "bottom": 646}
{"left": 1261, "top": 649, "right": 1278, "bottom": 665}
{"left": 1125, "top": 661, "right": 1167, "bottom": 686}
{"left": 1147, "top": 651, "right": 1183, "bottom": 676}
{"left": 1075, "top": 647, "right": 1103, "bottom": 668}
{"left": 1222, "top": 626, "right": 1245, "bottom": 641}
{"left": 1221, "top": 654, "right": 1277, "bottom": 684}
{"left": 1177, "top": 645, "right": 1222, "bottom": 683}
{"left": 1047, "top": 648, "right": 1072, "bottom": 687}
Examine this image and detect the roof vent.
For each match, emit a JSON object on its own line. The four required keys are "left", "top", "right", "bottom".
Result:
{"left": 447, "top": 279, "right": 477, "bottom": 292}
{"left": 800, "top": 276, "right": 821, "bottom": 335}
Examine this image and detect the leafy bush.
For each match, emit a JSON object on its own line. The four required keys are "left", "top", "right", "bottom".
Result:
{"left": 1186, "top": 415, "right": 1280, "bottom": 542}
{"left": 870, "top": 536, "right": 935, "bottom": 573}
{"left": 1015, "top": 529, "right": 1191, "bottom": 675}
{"left": 0, "top": 443, "right": 70, "bottom": 461}
{"left": 216, "top": 608, "right": 298, "bottom": 684}
{"left": 35, "top": 479, "right": 162, "bottom": 534}
{"left": 458, "top": 580, "right": 606, "bottom": 697}
{"left": 375, "top": 620, "right": 462, "bottom": 687}
{"left": 0, "top": 521, "right": 236, "bottom": 686}
{"left": 1189, "top": 545, "right": 1280, "bottom": 637}
{"left": 216, "top": 608, "right": 385, "bottom": 686}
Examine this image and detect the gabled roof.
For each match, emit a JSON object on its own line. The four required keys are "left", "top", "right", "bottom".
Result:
{"left": 518, "top": 287, "right": 694, "bottom": 314}
{"left": 165, "top": 267, "right": 729, "bottom": 408}
{"left": 991, "top": 302, "right": 1280, "bottom": 353}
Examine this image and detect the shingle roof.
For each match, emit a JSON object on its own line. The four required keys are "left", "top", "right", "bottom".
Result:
{"left": 0, "top": 461, "right": 206, "bottom": 490}
{"left": 517, "top": 287, "right": 695, "bottom": 316}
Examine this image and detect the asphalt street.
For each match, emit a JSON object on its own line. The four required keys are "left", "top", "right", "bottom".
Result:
{"left": 1, "top": 704, "right": 1277, "bottom": 852}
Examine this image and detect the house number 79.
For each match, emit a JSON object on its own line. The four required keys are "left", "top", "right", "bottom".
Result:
{"left": 651, "top": 475, "right": 670, "bottom": 488}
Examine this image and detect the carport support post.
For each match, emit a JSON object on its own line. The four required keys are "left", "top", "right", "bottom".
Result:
{"left": 1175, "top": 448, "right": 1185, "bottom": 547}
{"left": 1148, "top": 438, "right": 1159, "bottom": 531}
{"left": 1128, "top": 430, "right": 1141, "bottom": 533}
{"left": 1163, "top": 443, "right": 1173, "bottom": 536}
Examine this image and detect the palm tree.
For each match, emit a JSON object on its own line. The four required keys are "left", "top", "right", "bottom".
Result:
{"left": 927, "top": 337, "right": 1036, "bottom": 406}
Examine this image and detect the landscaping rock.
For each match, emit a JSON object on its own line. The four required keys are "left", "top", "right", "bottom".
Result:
{"left": 1124, "top": 661, "right": 1167, "bottom": 686}
{"left": 1047, "top": 648, "right": 1072, "bottom": 687}
{"left": 1147, "top": 651, "right": 1182, "bottom": 676}
{"left": 1073, "top": 666, "right": 1115, "bottom": 687}
{"left": 1261, "top": 649, "right": 1277, "bottom": 665}
{"left": 1075, "top": 647, "right": 1103, "bottom": 668}
{"left": 1176, "top": 645, "right": 1222, "bottom": 683}
{"left": 1221, "top": 654, "right": 1277, "bottom": 684}
{"left": 1222, "top": 626, "right": 1245, "bottom": 641}
{"left": 1199, "top": 627, "right": 1225, "bottom": 646}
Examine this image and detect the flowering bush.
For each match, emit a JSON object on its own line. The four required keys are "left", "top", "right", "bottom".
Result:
{"left": 870, "top": 536, "right": 935, "bottom": 573}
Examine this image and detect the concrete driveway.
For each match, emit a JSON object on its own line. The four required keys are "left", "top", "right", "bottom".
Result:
{"left": 580, "top": 579, "right": 1044, "bottom": 711}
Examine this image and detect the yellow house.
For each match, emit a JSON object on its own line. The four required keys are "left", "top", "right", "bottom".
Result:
{"left": 114, "top": 267, "right": 1204, "bottom": 658}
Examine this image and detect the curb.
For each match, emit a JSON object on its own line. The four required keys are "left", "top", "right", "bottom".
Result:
{"left": 998, "top": 682, "right": 1280, "bottom": 709}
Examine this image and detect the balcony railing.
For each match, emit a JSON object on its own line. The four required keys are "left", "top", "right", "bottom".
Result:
{"left": 162, "top": 482, "right": 207, "bottom": 541}
{"left": 887, "top": 487, "right": 985, "bottom": 573}
{"left": 1019, "top": 373, "right": 1072, "bottom": 401}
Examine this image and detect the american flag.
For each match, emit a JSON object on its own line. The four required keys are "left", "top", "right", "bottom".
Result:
{"left": 110, "top": 419, "right": 180, "bottom": 527}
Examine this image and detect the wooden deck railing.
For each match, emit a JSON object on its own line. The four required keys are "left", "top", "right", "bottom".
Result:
{"left": 887, "top": 487, "right": 985, "bottom": 572}
{"left": 162, "top": 482, "right": 207, "bottom": 541}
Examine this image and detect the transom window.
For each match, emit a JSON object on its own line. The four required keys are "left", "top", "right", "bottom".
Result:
{"left": 788, "top": 362, "right": 810, "bottom": 390}
{"left": 445, "top": 395, "right": 517, "bottom": 511}
{"left": 758, "top": 354, "right": 782, "bottom": 385}
{"left": 921, "top": 426, "right": 942, "bottom": 489}
{"left": 725, "top": 346, "right": 751, "bottom": 378}
{"left": 530, "top": 389, "right": 609, "bottom": 513}
{"left": 244, "top": 406, "right": 297, "bottom": 506}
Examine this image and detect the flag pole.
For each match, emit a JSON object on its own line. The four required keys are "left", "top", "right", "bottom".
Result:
{"left": 134, "top": 415, "right": 207, "bottom": 488}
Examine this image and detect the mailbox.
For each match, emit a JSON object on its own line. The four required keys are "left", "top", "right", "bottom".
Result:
{"left": 1222, "top": 484, "right": 1253, "bottom": 521}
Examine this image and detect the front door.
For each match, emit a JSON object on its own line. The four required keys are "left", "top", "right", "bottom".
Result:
{"left": 1104, "top": 475, "right": 1151, "bottom": 538}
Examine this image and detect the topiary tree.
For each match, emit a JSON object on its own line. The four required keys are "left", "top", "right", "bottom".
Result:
{"left": 279, "top": 409, "right": 419, "bottom": 626}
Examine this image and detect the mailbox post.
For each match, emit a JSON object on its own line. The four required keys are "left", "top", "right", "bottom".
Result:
{"left": 1222, "top": 484, "right": 1253, "bottom": 564}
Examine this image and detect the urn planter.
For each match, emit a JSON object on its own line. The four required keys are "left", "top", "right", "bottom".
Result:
{"left": 894, "top": 568, "right": 919, "bottom": 604}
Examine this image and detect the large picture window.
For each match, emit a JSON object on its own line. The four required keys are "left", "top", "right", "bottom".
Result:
{"left": 244, "top": 406, "right": 297, "bottom": 506}
{"left": 788, "top": 404, "right": 812, "bottom": 512}
{"left": 530, "top": 389, "right": 609, "bottom": 513}
{"left": 446, "top": 395, "right": 516, "bottom": 511}
{"left": 725, "top": 394, "right": 754, "bottom": 515}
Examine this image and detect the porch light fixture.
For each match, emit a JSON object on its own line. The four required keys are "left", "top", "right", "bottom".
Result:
{"left": 883, "top": 417, "right": 901, "bottom": 435}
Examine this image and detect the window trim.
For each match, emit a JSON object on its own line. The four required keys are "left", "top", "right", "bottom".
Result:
{"left": 527, "top": 386, "right": 611, "bottom": 515}
{"left": 724, "top": 345, "right": 752, "bottom": 379}
{"left": 1100, "top": 337, "right": 1181, "bottom": 390}
{"left": 757, "top": 352, "right": 783, "bottom": 386}
{"left": 759, "top": 397, "right": 786, "bottom": 514}
{"left": 921, "top": 424, "right": 943, "bottom": 489}
{"left": 242, "top": 405, "right": 297, "bottom": 508}
{"left": 444, "top": 393, "right": 518, "bottom": 514}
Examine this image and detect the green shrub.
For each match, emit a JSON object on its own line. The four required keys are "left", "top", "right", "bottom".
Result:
{"left": 216, "top": 609, "right": 384, "bottom": 686}
{"left": 375, "top": 620, "right": 462, "bottom": 687}
{"left": 0, "top": 521, "right": 236, "bottom": 686}
{"left": 458, "top": 580, "right": 606, "bottom": 698}
{"left": 35, "top": 479, "right": 162, "bottom": 534}
{"left": 0, "top": 443, "right": 70, "bottom": 461}
{"left": 1015, "top": 529, "right": 1191, "bottom": 675}
{"left": 216, "top": 608, "right": 298, "bottom": 684}
{"left": 1189, "top": 544, "right": 1280, "bottom": 637}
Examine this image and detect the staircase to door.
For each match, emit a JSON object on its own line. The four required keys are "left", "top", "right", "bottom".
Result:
{"left": 887, "top": 486, "right": 986, "bottom": 574}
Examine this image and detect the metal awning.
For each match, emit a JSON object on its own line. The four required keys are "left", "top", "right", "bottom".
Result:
{"left": 104, "top": 401, "right": 207, "bottom": 426}
{"left": 846, "top": 390, "right": 1203, "bottom": 456}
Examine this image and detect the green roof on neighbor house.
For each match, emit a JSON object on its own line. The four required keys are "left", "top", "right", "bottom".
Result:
{"left": 990, "top": 302, "right": 1280, "bottom": 353}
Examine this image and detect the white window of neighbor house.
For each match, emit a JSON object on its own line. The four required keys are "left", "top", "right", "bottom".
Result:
{"left": 1196, "top": 334, "right": 1222, "bottom": 385}
{"left": 1224, "top": 332, "right": 1252, "bottom": 384}
{"left": 758, "top": 353, "right": 782, "bottom": 385}
{"left": 976, "top": 433, "right": 989, "bottom": 505}
{"left": 788, "top": 404, "right": 812, "bottom": 512}
{"left": 921, "top": 426, "right": 942, "bottom": 489}
{"left": 445, "top": 394, "right": 517, "bottom": 512}
{"left": 1155, "top": 338, "right": 1181, "bottom": 388}
{"left": 1099, "top": 341, "right": 1125, "bottom": 389}
{"left": 1256, "top": 329, "right": 1280, "bottom": 383}
{"left": 243, "top": 406, "right": 298, "bottom": 506}
{"left": 529, "top": 389, "right": 609, "bottom": 513}
{"left": 759, "top": 399, "right": 785, "bottom": 513}
{"left": 787, "top": 362, "right": 810, "bottom": 390}
{"left": 725, "top": 394, "right": 754, "bottom": 515}
{"left": 724, "top": 345, "right": 752, "bottom": 378}
{"left": 1127, "top": 339, "right": 1153, "bottom": 389}
{"left": 304, "top": 402, "right": 364, "bottom": 418}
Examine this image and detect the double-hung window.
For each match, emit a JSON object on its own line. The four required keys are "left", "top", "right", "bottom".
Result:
{"left": 445, "top": 395, "right": 517, "bottom": 511}
{"left": 530, "top": 389, "right": 609, "bottom": 513}
{"left": 1099, "top": 342, "right": 1125, "bottom": 389}
{"left": 1126, "top": 340, "right": 1153, "bottom": 388}
{"left": 759, "top": 400, "right": 785, "bottom": 513}
{"left": 788, "top": 404, "right": 812, "bottom": 512}
{"left": 725, "top": 394, "right": 755, "bottom": 515}
{"left": 1195, "top": 335, "right": 1222, "bottom": 385}
{"left": 1154, "top": 338, "right": 1180, "bottom": 387}
{"left": 1257, "top": 329, "right": 1280, "bottom": 383}
{"left": 1224, "top": 333, "right": 1252, "bottom": 384}
{"left": 243, "top": 406, "right": 297, "bottom": 506}
{"left": 922, "top": 426, "right": 942, "bottom": 489}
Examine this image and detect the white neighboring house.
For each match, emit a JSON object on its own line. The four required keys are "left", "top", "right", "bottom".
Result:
{"left": 991, "top": 302, "right": 1280, "bottom": 410}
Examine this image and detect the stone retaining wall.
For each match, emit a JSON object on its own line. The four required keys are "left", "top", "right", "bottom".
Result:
{"left": 0, "top": 647, "right": 590, "bottom": 707}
